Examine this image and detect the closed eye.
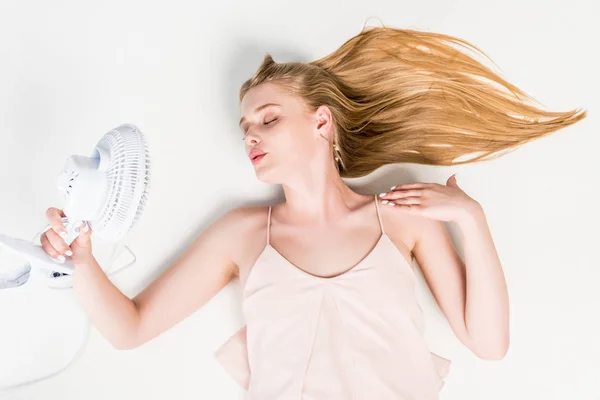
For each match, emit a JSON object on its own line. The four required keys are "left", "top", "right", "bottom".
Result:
{"left": 242, "top": 118, "right": 278, "bottom": 140}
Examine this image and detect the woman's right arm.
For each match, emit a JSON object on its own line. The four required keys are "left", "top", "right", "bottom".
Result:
{"left": 44, "top": 207, "right": 243, "bottom": 350}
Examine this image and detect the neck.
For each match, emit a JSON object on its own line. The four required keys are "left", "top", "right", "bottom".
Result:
{"left": 278, "top": 162, "right": 369, "bottom": 226}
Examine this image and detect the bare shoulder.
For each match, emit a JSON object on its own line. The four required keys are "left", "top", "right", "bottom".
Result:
{"left": 216, "top": 204, "right": 271, "bottom": 277}
{"left": 375, "top": 198, "right": 434, "bottom": 257}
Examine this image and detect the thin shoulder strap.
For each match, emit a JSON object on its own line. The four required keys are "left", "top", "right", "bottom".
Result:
{"left": 373, "top": 194, "right": 385, "bottom": 235}
{"left": 266, "top": 206, "right": 272, "bottom": 245}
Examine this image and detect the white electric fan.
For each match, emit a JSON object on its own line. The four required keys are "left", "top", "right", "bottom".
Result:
{"left": 0, "top": 123, "right": 151, "bottom": 289}
{"left": 0, "top": 123, "right": 151, "bottom": 394}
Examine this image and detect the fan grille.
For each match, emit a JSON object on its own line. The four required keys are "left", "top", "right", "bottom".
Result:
{"left": 93, "top": 124, "right": 151, "bottom": 242}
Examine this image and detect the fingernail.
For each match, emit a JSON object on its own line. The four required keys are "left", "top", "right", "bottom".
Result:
{"left": 83, "top": 223, "right": 89, "bottom": 233}
{"left": 388, "top": 202, "right": 395, "bottom": 207}
{"left": 379, "top": 192, "right": 387, "bottom": 197}
{"left": 382, "top": 200, "right": 389, "bottom": 204}
{"left": 60, "top": 231, "right": 67, "bottom": 239}
{"left": 390, "top": 185, "right": 396, "bottom": 190}
{"left": 57, "top": 255, "right": 66, "bottom": 262}
{"left": 65, "top": 250, "right": 73, "bottom": 256}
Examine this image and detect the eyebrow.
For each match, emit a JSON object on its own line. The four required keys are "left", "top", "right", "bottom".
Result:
{"left": 239, "top": 103, "right": 281, "bottom": 129}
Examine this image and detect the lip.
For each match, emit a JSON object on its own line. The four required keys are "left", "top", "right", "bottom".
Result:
{"left": 249, "top": 148, "right": 266, "bottom": 159}
{"left": 251, "top": 153, "right": 267, "bottom": 165}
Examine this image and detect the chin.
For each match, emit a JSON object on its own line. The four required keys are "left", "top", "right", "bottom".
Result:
{"left": 254, "top": 166, "right": 283, "bottom": 185}
{"left": 256, "top": 173, "right": 280, "bottom": 185}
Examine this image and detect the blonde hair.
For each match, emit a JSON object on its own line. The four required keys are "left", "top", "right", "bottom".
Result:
{"left": 239, "top": 25, "right": 587, "bottom": 179}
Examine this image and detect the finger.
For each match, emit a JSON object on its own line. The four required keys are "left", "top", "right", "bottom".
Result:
{"left": 40, "top": 232, "right": 65, "bottom": 260}
{"left": 393, "top": 182, "right": 431, "bottom": 190}
{"left": 74, "top": 221, "right": 92, "bottom": 248}
{"left": 45, "top": 207, "right": 67, "bottom": 238}
{"left": 395, "top": 197, "right": 422, "bottom": 205}
{"left": 394, "top": 203, "right": 421, "bottom": 213}
{"left": 385, "top": 197, "right": 422, "bottom": 206}
{"left": 385, "top": 189, "right": 424, "bottom": 199}
{"left": 44, "top": 228, "right": 72, "bottom": 256}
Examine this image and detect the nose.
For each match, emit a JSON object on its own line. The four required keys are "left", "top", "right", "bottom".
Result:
{"left": 244, "top": 129, "right": 261, "bottom": 145}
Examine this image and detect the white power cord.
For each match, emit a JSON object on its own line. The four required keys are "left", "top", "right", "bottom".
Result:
{"left": 0, "top": 226, "right": 138, "bottom": 396}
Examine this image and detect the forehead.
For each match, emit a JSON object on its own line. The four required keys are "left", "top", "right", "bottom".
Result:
{"left": 240, "top": 82, "right": 286, "bottom": 113}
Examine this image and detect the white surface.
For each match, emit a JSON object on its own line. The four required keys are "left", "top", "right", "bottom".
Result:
{"left": 0, "top": 0, "right": 598, "bottom": 399}
{"left": 0, "top": 268, "right": 87, "bottom": 389}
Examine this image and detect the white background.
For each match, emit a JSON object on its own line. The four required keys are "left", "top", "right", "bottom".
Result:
{"left": 0, "top": 0, "right": 598, "bottom": 399}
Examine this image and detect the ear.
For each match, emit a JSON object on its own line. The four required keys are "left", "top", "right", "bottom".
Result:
{"left": 314, "top": 104, "right": 334, "bottom": 140}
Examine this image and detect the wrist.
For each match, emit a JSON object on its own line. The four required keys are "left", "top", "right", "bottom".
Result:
{"left": 456, "top": 201, "right": 485, "bottom": 226}
{"left": 72, "top": 253, "right": 95, "bottom": 267}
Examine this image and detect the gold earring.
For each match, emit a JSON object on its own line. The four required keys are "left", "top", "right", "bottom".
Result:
{"left": 320, "top": 133, "right": 341, "bottom": 163}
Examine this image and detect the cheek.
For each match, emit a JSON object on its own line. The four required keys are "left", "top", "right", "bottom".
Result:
{"left": 284, "top": 137, "right": 313, "bottom": 161}
{"left": 273, "top": 123, "right": 317, "bottom": 164}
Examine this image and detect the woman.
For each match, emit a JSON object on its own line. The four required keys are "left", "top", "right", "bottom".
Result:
{"left": 40, "top": 26, "right": 586, "bottom": 399}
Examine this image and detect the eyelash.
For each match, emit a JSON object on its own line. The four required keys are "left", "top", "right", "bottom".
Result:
{"left": 242, "top": 118, "right": 278, "bottom": 139}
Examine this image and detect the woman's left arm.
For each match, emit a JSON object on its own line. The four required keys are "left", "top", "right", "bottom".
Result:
{"left": 380, "top": 174, "right": 510, "bottom": 360}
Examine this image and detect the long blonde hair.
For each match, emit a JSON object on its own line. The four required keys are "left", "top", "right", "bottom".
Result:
{"left": 239, "top": 25, "right": 587, "bottom": 179}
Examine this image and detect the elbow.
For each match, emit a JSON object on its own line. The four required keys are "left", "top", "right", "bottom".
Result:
{"left": 474, "top": 339, "right": 510, "bottom": 360}
{"left": 111, "top": 336, "right": 139, "bottom": 350}
{"left": 110, "top": 327, "right": 142, "bottom": 350}
{"left": 462, "top": 326, "right": 510, "bottom": 360}
{"left": 476, "top": 347, "right": 508, "bottom": 360}
{"left": 112, "top": 340, "right": 137, "bottom": 351}
{"left": 112, "top": 303, "right": 142, "bottom": 350}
